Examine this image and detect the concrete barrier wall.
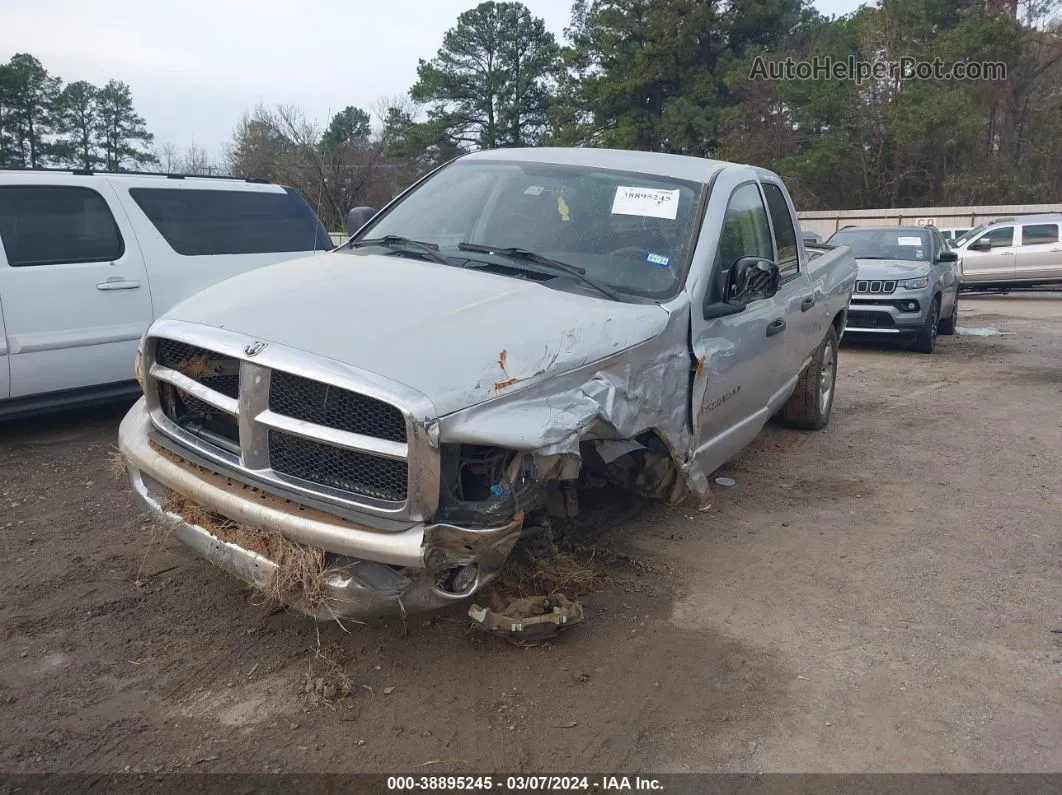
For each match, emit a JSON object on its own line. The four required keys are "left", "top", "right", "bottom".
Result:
{"left": 797, "top": 204, "right": 1062, "bottom": 238}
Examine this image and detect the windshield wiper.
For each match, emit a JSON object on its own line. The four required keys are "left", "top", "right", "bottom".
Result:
{"left": 350, "top": 235, "right": 449, "bottom": 266}
{"left": 457, "top": 242, "right": 624, "bottom": 302}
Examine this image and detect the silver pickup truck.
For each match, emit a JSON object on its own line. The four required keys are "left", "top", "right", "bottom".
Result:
{"left": 118, "top": 148, "right": 857, "bottom": 618}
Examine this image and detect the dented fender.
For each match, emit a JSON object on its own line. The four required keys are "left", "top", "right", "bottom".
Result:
{"left": 437, "top": 308, "right": 711, "bottom": 500}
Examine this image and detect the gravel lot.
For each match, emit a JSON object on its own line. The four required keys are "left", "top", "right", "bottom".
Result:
{"left": 1, "top": 294, "right": 1060, "bottom": 774}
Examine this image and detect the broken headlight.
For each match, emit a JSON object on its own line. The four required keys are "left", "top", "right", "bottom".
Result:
{"left": 435, "top": 444, "right": 542, "bottom": 525}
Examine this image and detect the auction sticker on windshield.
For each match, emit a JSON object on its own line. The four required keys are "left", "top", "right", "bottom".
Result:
{"left": 612, "top": 186, "right": 680, "bottom": 220}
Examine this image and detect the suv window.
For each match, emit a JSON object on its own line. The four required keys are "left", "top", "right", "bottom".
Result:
{"left": 761, "top": 183, "right": 799, "bottom": 277}
{"left": 976, "top": 226, "right": 1014, "bottom": 248}
{"left": 129, "top": 188, "right": 331, "bottom": 256}
{"left": 0, "top": 185, "right": 125, "bottom": 267}
{"left": 1021, "top": 223, "right": 1059, "bottom": 245}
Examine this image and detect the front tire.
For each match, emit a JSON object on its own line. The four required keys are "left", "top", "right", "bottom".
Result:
{"left": 938, "top": 294, "right": 958, "bottom": 335}
{"left": 782, "top": 326, "right": 838, "bottom": 430}
{"left": 913, "top": 298, "right": 940, "bottom": 354}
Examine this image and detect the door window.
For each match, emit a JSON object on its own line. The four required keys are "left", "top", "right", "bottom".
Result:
{"left": 975, "top": 227, "right": 1014, "bottom": 248}
{"left": 719, "top": 185, "right": 772, "bottom": 266}
{"left": 129, "top": 188, "right": 332, "bottom": 256}
{"left": 1020, "top": 224, "right": 1059, "bottom": 245}
{"left": 761, "top": 183, "right": 799, "bottom": 277}
{"left": 0, "top": 185, "right": 125, "bottom": 267}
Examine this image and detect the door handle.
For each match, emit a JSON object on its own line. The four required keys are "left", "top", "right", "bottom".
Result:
{"left": 998, "top": 251, "right": 1013, "bottom": 255}
{"left": 800, "top": 295, "right": 816, "bottom": 312}
{"left": 766, "top": 318, "right": 787, "bottom": 337}
{"left": 96, "top": 279, "right": 141, "bottom": 291}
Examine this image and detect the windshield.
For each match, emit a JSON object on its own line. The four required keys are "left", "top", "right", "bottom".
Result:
{"left": 953, "top": 224, "right": 985, "bottom": 246}
{"left": 348, "top": 160, "right": 705, "bottom": 299}
{"left": 827, "top": 228, "right": 931, "bottom": 262}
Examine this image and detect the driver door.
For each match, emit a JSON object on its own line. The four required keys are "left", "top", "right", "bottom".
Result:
{"left": 690, "top": 180, "right": 794, "bottom": 477}
{"left": 962, "top": 226, "right": 1015, "bottom": 284}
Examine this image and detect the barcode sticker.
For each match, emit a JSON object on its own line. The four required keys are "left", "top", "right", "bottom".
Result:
{"left": 612, "top": 187, "right": 680, "bottom": 220}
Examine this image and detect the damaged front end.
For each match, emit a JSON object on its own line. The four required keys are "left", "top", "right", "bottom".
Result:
{"left": 122, "top": 307, "right": 705, "bottom": 619}
{"left": 121, "top": 399, "right": 527, "bottom": 617}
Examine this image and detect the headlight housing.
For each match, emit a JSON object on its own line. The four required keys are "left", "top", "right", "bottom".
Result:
{"left": 898, "top": 276, "right": 929, "bottom": 290}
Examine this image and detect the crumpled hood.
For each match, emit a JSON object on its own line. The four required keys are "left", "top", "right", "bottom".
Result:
{"left": 855, "top": 259, "right": 930, "bottom": 280}
{"left": 162, "top": 251, "right": 671, "bottom": 416}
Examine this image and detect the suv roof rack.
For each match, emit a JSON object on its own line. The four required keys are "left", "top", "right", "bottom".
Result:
{"left": 0, "top": 166, "right": 270, "bottom": 184}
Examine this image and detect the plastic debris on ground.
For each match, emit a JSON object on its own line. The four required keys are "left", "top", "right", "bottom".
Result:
{"left": 468, "top": 594, "right": 585, "bottom": 645}
{"left": 956, "top": 327, "right": 1014, "bottom": 336}
{"left": 715, "top": 476, "right": 736, "bottom": 487}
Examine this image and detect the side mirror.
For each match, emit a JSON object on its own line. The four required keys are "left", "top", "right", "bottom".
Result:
{"left": 346, "top": 206, "right": 376, "bottom": 236}
{"left": 970, "top": 238, "right": 992, "bottom": 252}
{"left": 937, "top": 250, "right": 958, "bottom": 263}
{"left": 727, "top": 257, "right": 781, "bottom": 304}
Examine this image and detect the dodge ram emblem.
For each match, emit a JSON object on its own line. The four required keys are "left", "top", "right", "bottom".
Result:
{"left": 244, "top": 341, "right": 267, "bottom": 357}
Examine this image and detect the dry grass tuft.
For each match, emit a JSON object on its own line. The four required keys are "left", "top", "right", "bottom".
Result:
{"left": 178, "top": 354, "right": 214, "bottom": 380}
{"left": 494, "top": 541, "right": 600, "bottom": 600}
{"left": 160, "top": 489, "right": 337, "bottom": 611}
{"left": 302, "top": 646, "right": 357, "bottom": 706}
{"left": 108, "top": 450, "right": 128, "bottom": 481}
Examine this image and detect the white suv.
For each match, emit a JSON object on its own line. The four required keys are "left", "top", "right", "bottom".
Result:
{"left": 0, "top": 170, "right": 332, "bottom": 417}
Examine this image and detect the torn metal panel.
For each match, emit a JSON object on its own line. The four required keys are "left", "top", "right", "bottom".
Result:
{"left": 438, "top": 308, "right": 711, "bottom": 500}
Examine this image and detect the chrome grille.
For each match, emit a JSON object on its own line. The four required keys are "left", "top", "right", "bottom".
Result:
{"left": 147, "top": 334, "right": 418, "bottom": 514}
{"left": 269, "top": 371, "right": 406, "bottom": 443}
{"left": 855, "top": 280, "right": 897, "bottom": 294}
{"left": 155, "top": 339, "right": 240, "bottom": 398}
{"left": 269, "top": 431, "right": 408, "bottom": 501}
{"left": 154, "top": 340, "right": 241, "bottom": 453}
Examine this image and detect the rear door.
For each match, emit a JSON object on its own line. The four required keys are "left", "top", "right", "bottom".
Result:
{"left": 1015, "top": 222, "right": 1062, "bottom": 282}
{"left": 113, "top": 183, "right": 332, "bottom": 314}
{"left": 0, "top": 179, "right": 153, "bottom": 398}
{"left": 961, "top": 225, "right": 1015, "bottom": 284}
{"left": 689, "top": 176, "right": 800, "bottom": 476}
{"left": 761, "top": 179, "right": 821, "bottom": 371}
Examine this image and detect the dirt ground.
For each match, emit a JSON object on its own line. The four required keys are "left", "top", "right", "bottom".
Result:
{"left": 0, "top": 293, "right": 1060, "bottom": 774}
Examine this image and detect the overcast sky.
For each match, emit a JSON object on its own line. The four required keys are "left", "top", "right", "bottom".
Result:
{"left": 2, "top": 0, "right": 865, "bottom": 162}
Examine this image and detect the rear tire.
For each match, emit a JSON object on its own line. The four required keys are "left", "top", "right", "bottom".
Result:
{"left": 938, "top": 294, "right": 958, "bottom": 335}
{"left": 913, "top": 298, "right": 940, "bottom": 354}
{"left": 782, "top": 326, "right": 838, "bottom": 430}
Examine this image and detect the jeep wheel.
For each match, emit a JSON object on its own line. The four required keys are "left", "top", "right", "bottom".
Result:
{"left": 938, "top": 294, "right": 958, "bottom": 335}
{"left": 782, "top": 326, "right": 838, "bottom": 430}
{"left": 913, "top": 298, "right": 940, "bottom": 354}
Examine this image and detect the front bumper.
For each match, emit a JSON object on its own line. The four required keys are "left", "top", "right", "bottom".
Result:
{"left": 119, "top": 399, "right": 523, "bottom": 617}
{"left": 845, "top": 291, "right": 931, "bottom": 337}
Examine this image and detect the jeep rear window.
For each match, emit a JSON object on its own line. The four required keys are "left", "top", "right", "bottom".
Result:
{"left": 129, "top": 187, "right": 331, "bottom": 256}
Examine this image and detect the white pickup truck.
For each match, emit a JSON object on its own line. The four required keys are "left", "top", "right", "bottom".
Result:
{"left": 118, "top": 148, "right": 857, "bottom": 618}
